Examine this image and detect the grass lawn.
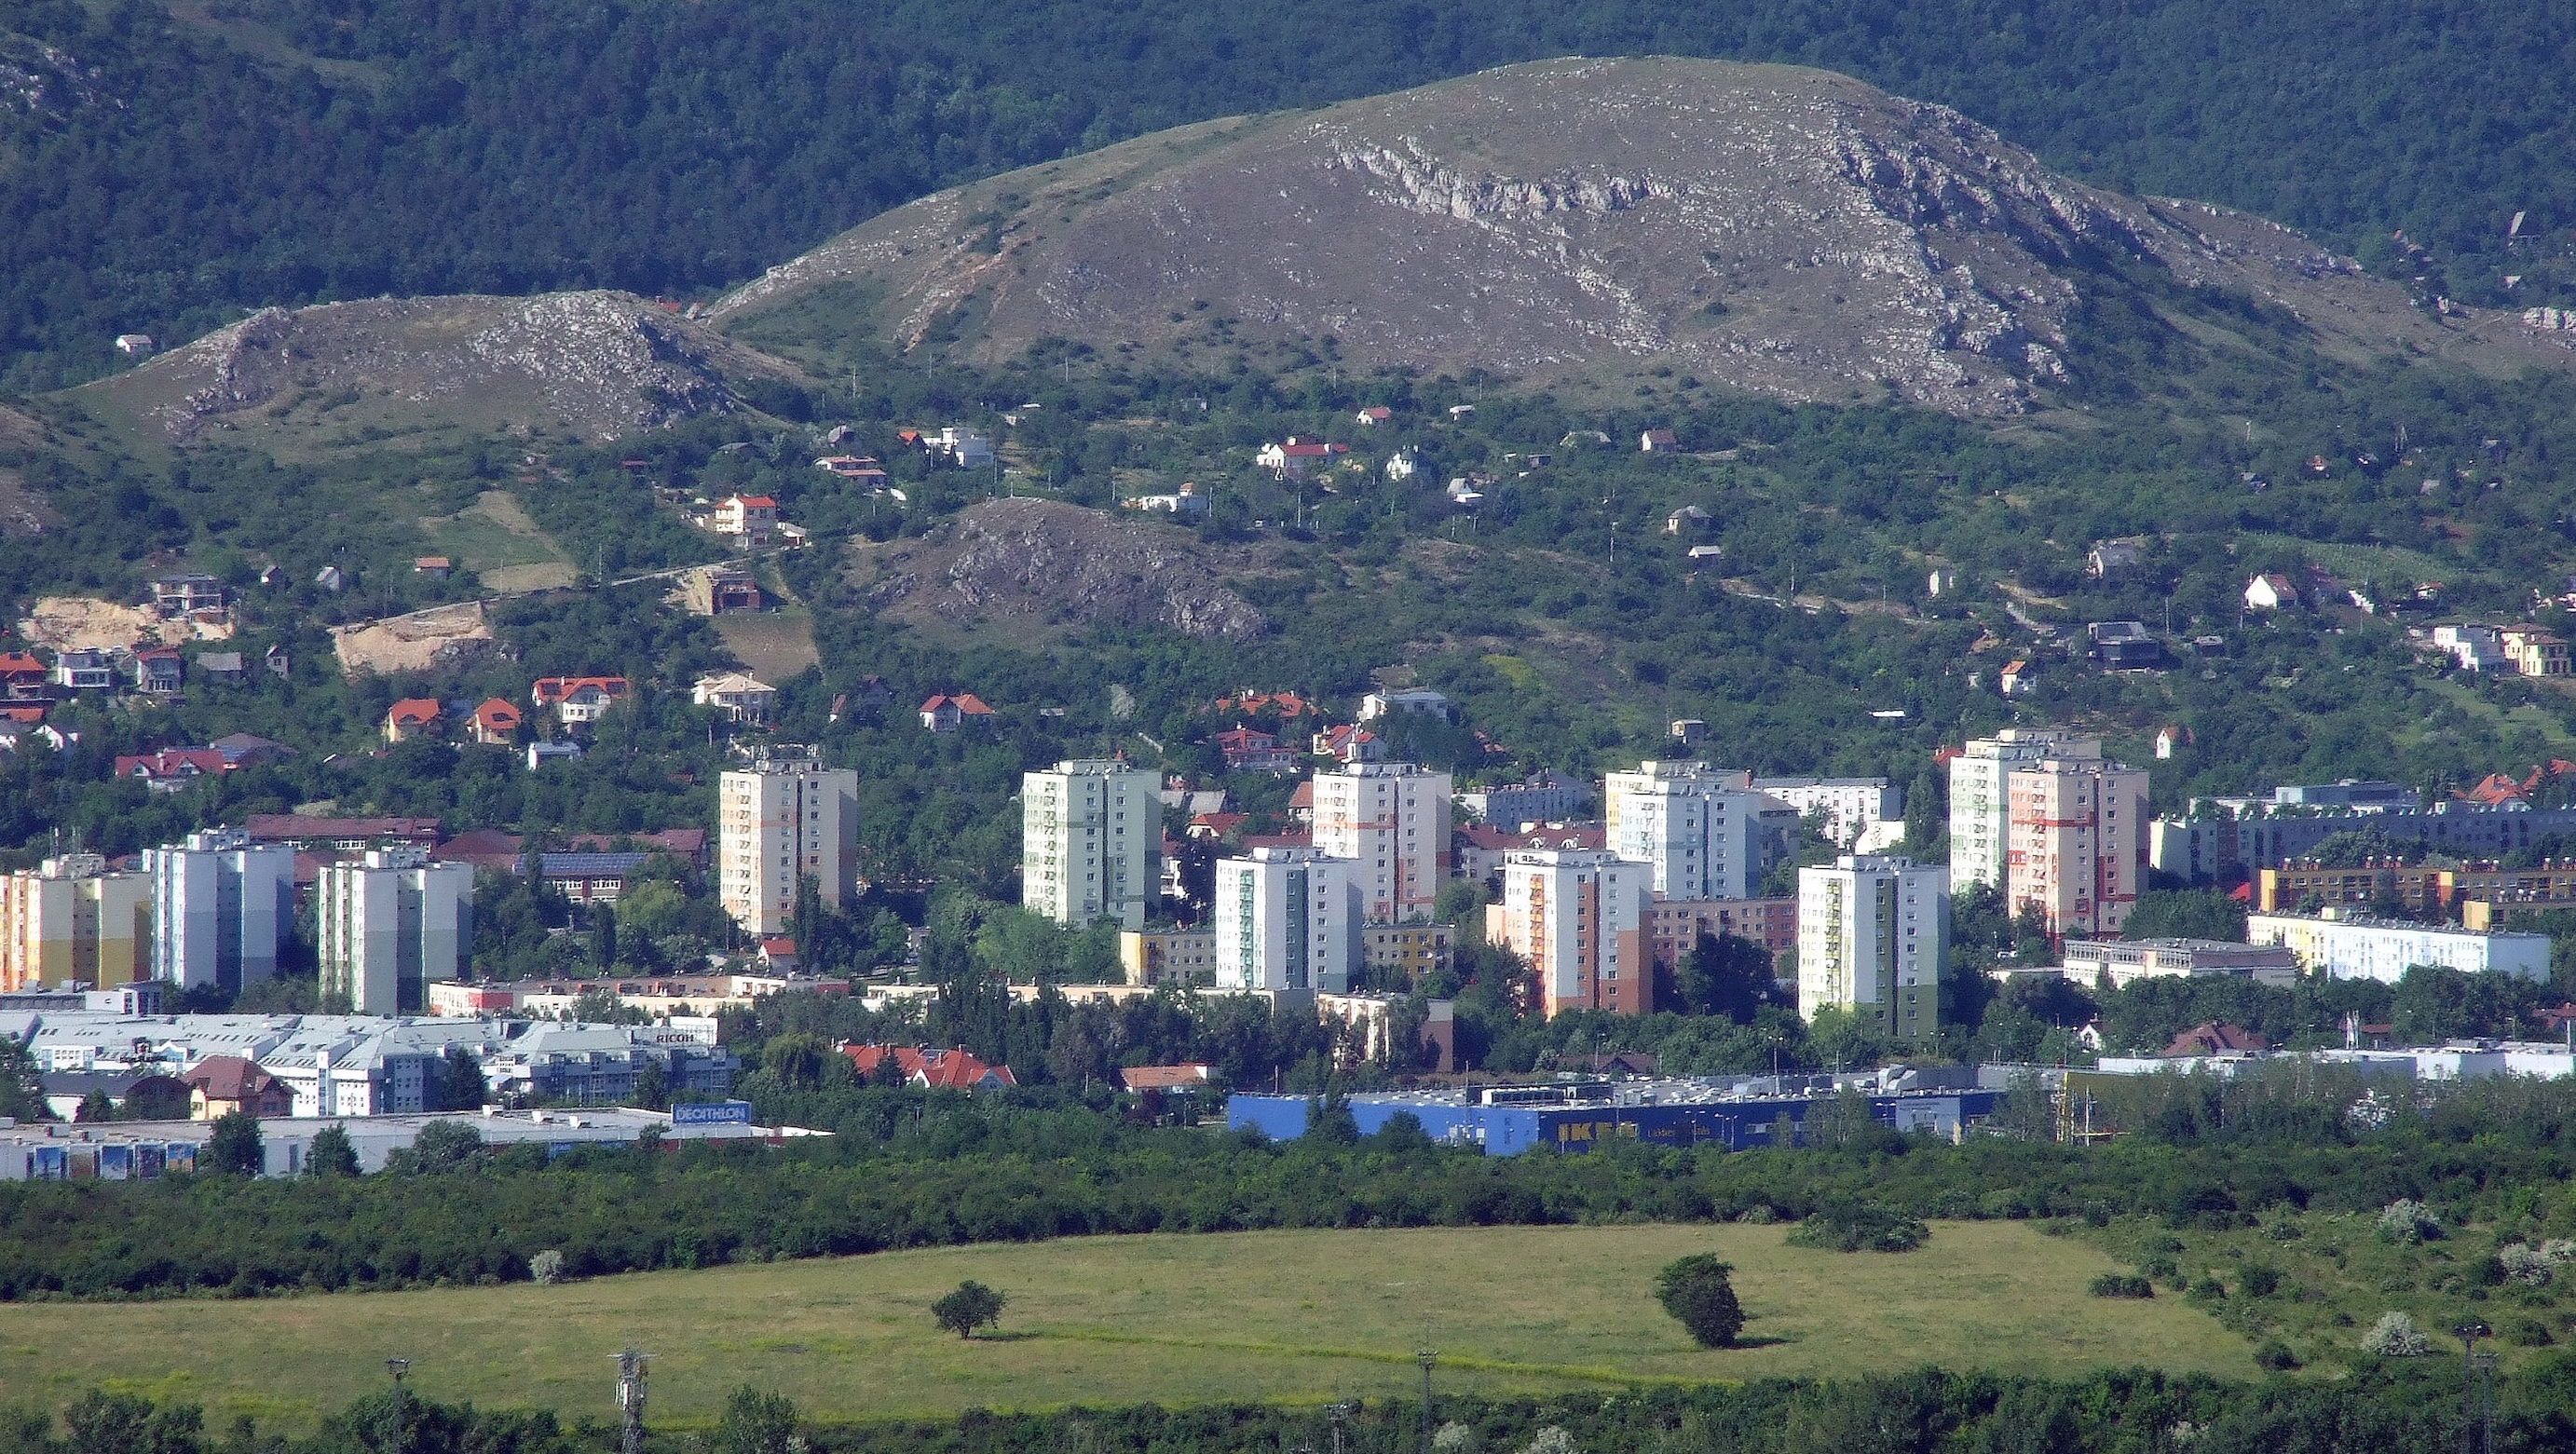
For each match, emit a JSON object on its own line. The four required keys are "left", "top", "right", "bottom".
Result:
{"left": 714, "top": 606, "right": 822, "bottom": 678}
{"left": 422, "top": 489, "right": 579, "bottom": 591}
{"left": 0, "top": 1222, "right": 2251, "bottom": 1430}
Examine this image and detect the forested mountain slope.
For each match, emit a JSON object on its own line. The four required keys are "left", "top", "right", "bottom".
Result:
{"left": 3, "top": 0, "right": 2571, "bottom": 392}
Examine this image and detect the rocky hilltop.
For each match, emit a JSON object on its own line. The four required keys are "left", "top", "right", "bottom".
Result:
{"left": 849, "top": 497, "right": 1272, "bottom": 643}
{"left": 714, "top": 57, "right": 2571, "bottom": 415}
{"left": 84, "top": 292, "right": 795, "bottom": 447}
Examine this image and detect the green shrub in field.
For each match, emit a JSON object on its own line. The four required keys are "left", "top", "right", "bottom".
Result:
{"left": 1786, "top": 1199, "right": 1929, "bottom": 1254}
{"left": 1656, "top": 1255, "right": 1747, "bottom": 1348}
{"left": 2090, "top": 1274, "right": 2155, "bottom": 1298}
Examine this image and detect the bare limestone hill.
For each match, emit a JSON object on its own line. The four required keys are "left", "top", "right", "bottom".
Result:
{"left": 79, "top": 291, "right": 798, "bottom": 450}
{"left": 847, "top": 497, "right": 1272, "bottom": 643}
{"left": 712, "top": 56, "right": 2576, "bottom": 415}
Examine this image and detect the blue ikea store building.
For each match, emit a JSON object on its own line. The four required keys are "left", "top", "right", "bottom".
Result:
{"left": 1227, "top": 1082, "right": 2004, "bottom": 1156}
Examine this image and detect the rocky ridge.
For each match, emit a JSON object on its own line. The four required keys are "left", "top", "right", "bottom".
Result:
{"left": 90, "top": 291, "right": 791, "bottom": 445}
{"left": 714, "top": 57, "right": 2571, "bottom": 415}
{"left": 852, "top": 498, "right": 1269, "bottom": 642}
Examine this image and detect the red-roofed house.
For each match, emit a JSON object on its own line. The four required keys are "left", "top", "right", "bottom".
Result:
{"left": 838, "top": 1043, "right": 1018, "bottom": 1092}
{"left": 470, "top": 698, "right": 525, "bottom": 745}
{"left": 920, "top": 693, "right": 996, "bottom": 732}
{"left": 184, "top": 1055, "right": 293, "bottom": 1120}
{"left": 2460, "top": 772, "right": 2528, "bottom": 808}
{"left": 0, "top": 651, "right": 45, "bottom": 696}
{"left": 1312, "top": 723, "right": 1385, "bottom": 764}
{"left": 532, "top": 676, "right": 631, "bottom": 727}
{"left": 758, "top": 936, "right": 799, "bottom": 972}
{"left": 1187, "top": 811, "right": 1248, "bottom": 841}
{"left": 1287, "top": 780, "right": 1315, "bottom": 823}
{"left": 1641, "top": 428, "right": 1680, "bottom": 453}
{"left": 2161, "top": 1023, "right": 2269, "bottom": 1058}
{"left": 115, "top": 748, "right": 231, "bottom": 792}
{"left": 2244, "top": 574, "right": 2297, "bottom": 612}
{"left": 1998, "top": 659, "right": 2037, "bottom": 698}
{"left": 1355, "top": 406, "right": 1393, "bottom": 427}
{"left": 1257, "top": 437, "right": 1346, "bottom": 480}
{"left": 385, "top": 698, "right": 445, "bottom": 743}
{"left": 1213, "top": 726, "right": 1295, "bottom": 773}
{"left": 129, "top": 646, "right": 184, "bottom": 695}
{"left": 1120, "top": 1064, "right": 1217, "bottom": 1092}
{"left": 713, "top": 494, "right": 779, "bottom": 545}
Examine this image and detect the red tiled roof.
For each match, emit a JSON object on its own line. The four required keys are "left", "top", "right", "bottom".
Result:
{"left": 2162, "top": 1023, "right": 2268, "bottom": 1057}
{"left": 1288, "top": 781, "right": 1315, "bottom": 809}
{"left": 1120, "top": 1064, "right": 1215, "bottom": 1091}
{"left": 2461, "top": 772, "right": 2527, "bottom": 807}
{"left": 0, "top": 652, "right": 43, "bottom": 677}
{"left": 386, "top": 699, "right": 443, "bottom": 727}
{"left": 532, "top": 676, "right": 630, "bottom": 703}
{"left": 184, "top": 1054, "right": 283, "bottom": 1102}
{"left": 116, "top": 748, "right": 229, "bottom": 780}
{"left": 838, "top": 1043, "right": 1017, "bottom": 1090}
{"left": 730, "top": 495, "right": 778, "bottom": 509}
{"left": 474, "top": 698, "right": 523, "bottom": 729}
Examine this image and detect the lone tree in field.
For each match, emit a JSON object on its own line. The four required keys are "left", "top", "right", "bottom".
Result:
{"left": 1655, "top": 1255, "right": 1746, "bottom": 1348}
{"left": 933, "top": 1280, "right": 1007, "bottom": 1339}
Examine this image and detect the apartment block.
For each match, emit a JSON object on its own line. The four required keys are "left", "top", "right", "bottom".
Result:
{"left": 1643, "top": 897, "right": 1798, "bottom": 971}
{"left": 1752, "top": 777, "right": 1902, "bottom": 849}
{"left": 1312, "top": 762, "right": 1452, "bottom": 924}
{"left": 0, "top": 855, "right": 150, "bottom": 992}
{"left": 1494, "top": 849, "right": 1652, "bottom": 1016}
{"left": 1213, "top": 847, "right": 1358, "bottom": 993}
{"left": 1603, "top": 760, "right": 1762, "bottom": 901}
{"left": 317, "top": 849, "right": 475, "bottom": 1014}
{"left": 143, "top": 829, "right": 293, "bottom": 994}
{"left": 718, "top": 743, "right": 859, "bottom": 937}
{"left": 1947, "top": 727, "right": 2100, "bottom": 893}
{"left": 2005, "top": 757, "right": 2148, "bottom": 938}
{"left": 1022, "top": 759, "right": 1158, "bottom": 929}
{"left": 1797, "top": 855, "right": 1949, "bottom": 1038}
{"left": 2247, "top": 909, "right": 2551, "bottom": 984}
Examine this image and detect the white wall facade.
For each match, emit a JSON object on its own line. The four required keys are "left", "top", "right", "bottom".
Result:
{"left": 1947, "top": 727, "right": 2099, "bottom": 893}
{"left": 1798, "top": 855, "right": 1949, "bottom": 1037}
{"left": 1603, "top": 761, "right": 1761, "bottom": 901}
{"left": 2005, "top": 757, "right": 2149, "bottom": 938}
{"left": 318, "top": 850, "right": 475, "bottom": 1014}
{"left": 719, "top": 746, "right": 860, "bottom": 936}
{"left": 1752, "top": 777, "right": 1901, "bottom": 849}
{"left": 1022, "top": 759, "right": 1159, "bottom": 929}
{"left": 1313, "top": 763, "right": 1453, "bottom": 923}
{"left": 2248, "top": 913, "right": 2553, "bottom": 983}
{"left": 1497, "top": 849, "right": 1651, "bottom": 1016}
{"left": 1213, "top": 848, "right": 1357, "bottom": 992}
{"left": 143, "top": 830, "right": 292, "bottom": 994}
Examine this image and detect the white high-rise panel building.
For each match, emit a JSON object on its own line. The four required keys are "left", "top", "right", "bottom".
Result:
{"left": 1495, "top": 849, "right": 1653, "bottom": 1016}
{"left": 143, "top": 828, "right": 293, "bottom": 994}
{"left": 1022, "top": 759, "right": 1159, "bottom": 929}
{"left": 0, "top": 855, "right": 151, "bottom": 992}
{"left": 317, "top": 849, "right": 476, "bottom": 1014}
{"left": 1603, "top": 760, "right": 1762, "bottom": 901}
{"left": 2006, "top": 756, "right": 2150, "bottom": 939}
{"left": 718, "top": 743, "right": 860, "bottom": 937}
{"left": 1312, "top": 762, "right": 1452, "bottom": 923}
{"left": 1947, "top": 727, "right": 2100, "bottom": 893}
{"left": 1797, "top": 854, "right": 1949, "bottom": 1038}
{"left": 1213, "top": 847, "right": 1358, "bottom": 992}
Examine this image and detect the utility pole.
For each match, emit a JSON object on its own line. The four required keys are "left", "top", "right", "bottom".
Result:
{"left": 615, "top": 1349, "right": 649, "bottom": 1454}
{"left": 1416, "top": 1349, "right": 1437, "bottom": 1454}
{"left": 2456, "top": 1324, "right": 2494, "bottom": 1454}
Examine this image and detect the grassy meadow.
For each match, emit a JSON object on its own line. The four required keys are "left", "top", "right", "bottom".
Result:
{"left": 0, "top": 1222, "right": 2252, "bottom": 1430}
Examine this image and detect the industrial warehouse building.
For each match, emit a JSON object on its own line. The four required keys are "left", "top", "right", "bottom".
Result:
{"left": 1227, "top": 1075, "right": 2004, "bottom": 1156}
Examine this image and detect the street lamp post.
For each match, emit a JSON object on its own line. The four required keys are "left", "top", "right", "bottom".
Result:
{"left": 1416, "top": 1349, "right": 1437, "bottom": 1454}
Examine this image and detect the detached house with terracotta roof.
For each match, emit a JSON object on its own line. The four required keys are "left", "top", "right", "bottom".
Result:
{"left": 2243, "top": 574, "right": 2298, "bottom": 612}
{"left": 184, "top": 1054, "right": 294, "bottom": 1119}
{"left": 920, "top": 693, "right": 996, "bottom": 732}
{"left": 470, "top": 698, "right": 525, "bottom": 745}
{"left": 712, "top": 494, "right": 779, "bottom": 546}
{"left": 384, "top": 699, "right": 445, "bottom": 743}
{"left": 532, "top": 675, "right": 631, "bottom": 727}
{"left": 837, "top": 1043, "right": 1018, "bottom": 1092}
{"left": 0, "top": 652, "right": 46, "bottom": 699}
{"left": 1257, "top": 437, "right": 1346, "bottom": 481}
{"left": 115, "top": 748, "right": 232, "bottom": 792}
